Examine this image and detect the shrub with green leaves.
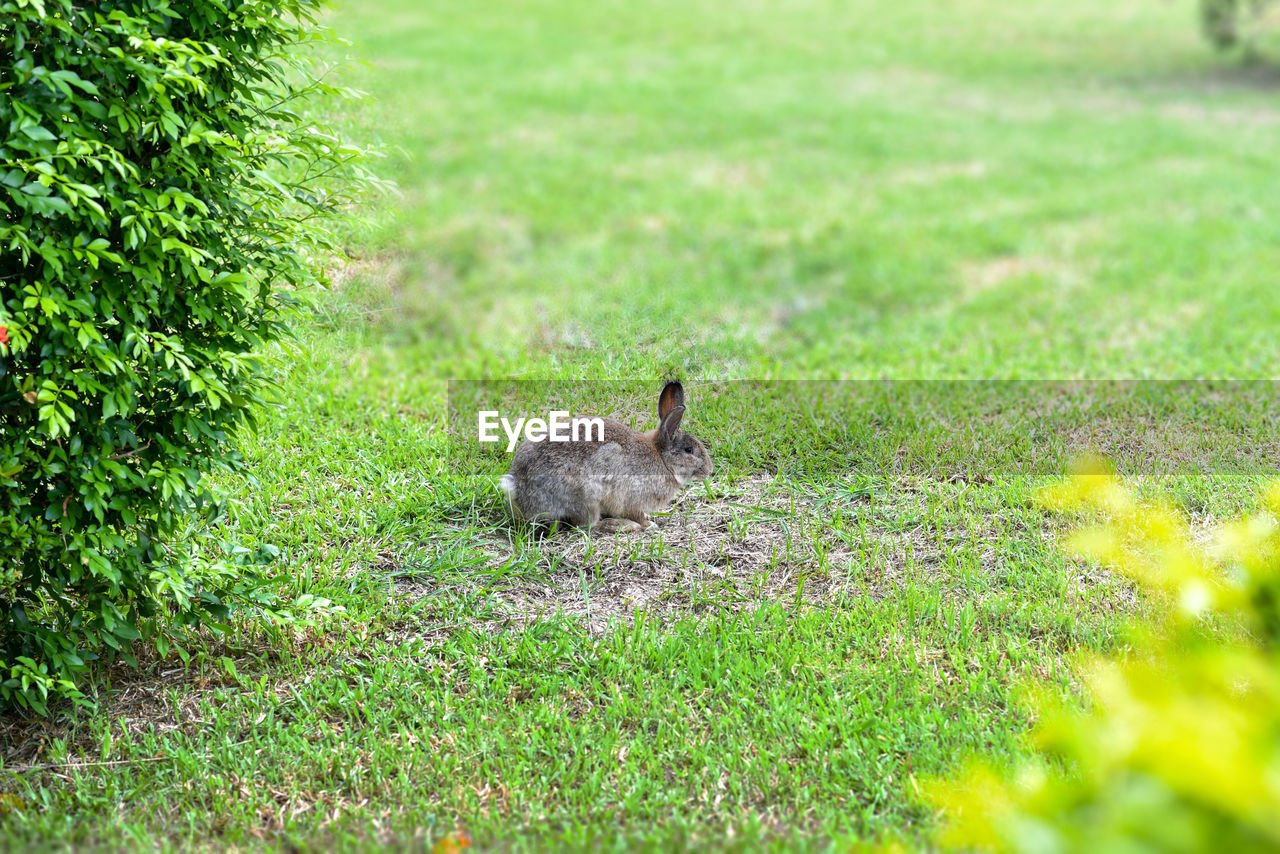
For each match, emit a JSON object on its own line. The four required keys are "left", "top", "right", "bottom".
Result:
{"left": 0, "top": 0, "right": 378, "bottom": 714}
{"left": 926, "top": 473, "right": 1280, "bottom": 852}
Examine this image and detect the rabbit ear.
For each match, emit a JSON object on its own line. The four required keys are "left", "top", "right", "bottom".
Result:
{"left": 659, "top": 405, "right": 685, "bottom": 444}
{"left": 658, "top": 381, "right": 685, "bottom": 420}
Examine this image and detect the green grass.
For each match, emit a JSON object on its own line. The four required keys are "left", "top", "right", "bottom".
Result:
{"left": 4, "top": 0, "right": 1280, "bottom": 850}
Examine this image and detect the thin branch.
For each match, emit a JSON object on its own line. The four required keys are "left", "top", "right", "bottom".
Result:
{"left": 107, "top": 441, "right": 152, "bottom": 461}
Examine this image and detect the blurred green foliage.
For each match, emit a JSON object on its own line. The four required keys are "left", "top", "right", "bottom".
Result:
{"left": 927, "top": 471, "right": 1280, "bottom": 852}
{"left": 0, "top": 0, "right": 379, "bottom": 714}
{"left": 1202, "top": 0, "right": 1280, "bottom": 51}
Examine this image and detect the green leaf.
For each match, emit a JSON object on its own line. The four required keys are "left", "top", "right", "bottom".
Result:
{"left": 20, "top": 125, "right": 56, "bottom": 141}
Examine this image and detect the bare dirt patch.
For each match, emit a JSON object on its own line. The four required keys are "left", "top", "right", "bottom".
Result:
{"left": 325, "top": 250, "right": 407, "bottom": 295}
{"left": 955, "top": 256, "right": 1068, "bottom": 304}
{"left": 397, "top": 475, "right": 1109, "bottom": 633}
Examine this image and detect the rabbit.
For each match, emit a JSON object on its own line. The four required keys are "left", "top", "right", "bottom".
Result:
{"left": 498, "top": 381, "right": 713, "bottom": 533}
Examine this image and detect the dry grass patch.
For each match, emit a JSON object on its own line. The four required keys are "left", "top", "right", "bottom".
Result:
{"left": 399, "top": 475, "right": 1129, "bottom": 633}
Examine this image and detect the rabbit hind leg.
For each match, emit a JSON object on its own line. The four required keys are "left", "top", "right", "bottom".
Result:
{"left": 593, "top": 517, "right": 643, "bottom": 535}
{"left": 527, "top": 506, "right": 594, "bottom": 538}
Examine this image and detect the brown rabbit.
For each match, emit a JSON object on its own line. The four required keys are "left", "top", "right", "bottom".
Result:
{"left": 499, "top": 381, "right": 713, "bottom": 532}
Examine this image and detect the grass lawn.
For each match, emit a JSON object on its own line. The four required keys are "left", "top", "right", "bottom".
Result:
{"left": 3, "top": 0, "right": 1280, "bottom": 850}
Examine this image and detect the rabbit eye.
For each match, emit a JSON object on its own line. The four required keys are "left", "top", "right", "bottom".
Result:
{"left": 683, "top": 444, "right": 693, "bottom": 453}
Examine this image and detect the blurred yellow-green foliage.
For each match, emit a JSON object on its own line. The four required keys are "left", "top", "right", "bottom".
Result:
{"left": 927, "top": 472, "right": 1280, "bottom": 853}
{"left": 1202, "top": 0, "right": 1280, "bottom": 51}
